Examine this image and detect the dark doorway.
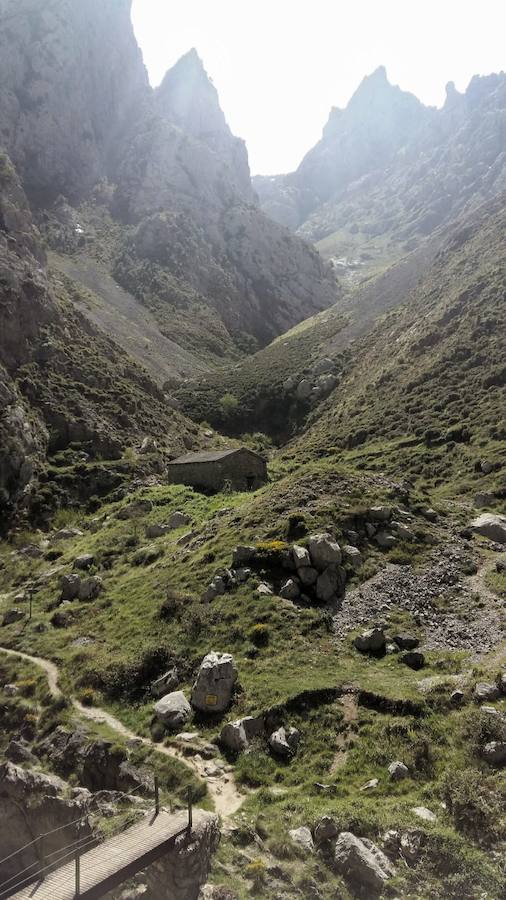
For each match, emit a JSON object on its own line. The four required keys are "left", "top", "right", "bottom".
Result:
{"left": 246, "top": 475, "right": 255, "bottom": 490}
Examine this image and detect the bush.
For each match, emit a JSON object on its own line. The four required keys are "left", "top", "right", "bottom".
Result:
{"left": 440, "top": 768, "right": 505, "bottom": 841}
{"left": 248, "top": 623, "right": 270, "bottom": 647}
{"left": 244, "top": 859, "right": 267, "bottom": 887}
{"left": 78, "top": 688, "right": 96, "bottom": 707}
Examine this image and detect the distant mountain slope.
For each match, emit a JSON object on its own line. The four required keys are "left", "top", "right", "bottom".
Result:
{"left": 0, "top": 0, "right": 338, "bottom": 363}
{"left": 255, "top": 68, "right": 506, "bottom": 279}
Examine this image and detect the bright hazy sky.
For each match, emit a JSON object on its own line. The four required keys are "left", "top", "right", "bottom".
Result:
{"left": 131, "top": 0, "right": 505, "bottom": 175}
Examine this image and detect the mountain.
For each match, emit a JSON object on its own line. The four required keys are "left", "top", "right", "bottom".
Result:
{"left": 0, "top": 0, "right": 338, "bottom": 525}
{"left": 254, "top": 67, "right": 506, "bottom": 278}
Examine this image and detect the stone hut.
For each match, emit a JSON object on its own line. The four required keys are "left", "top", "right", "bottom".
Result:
{"left": 167, "top": 448, "right": 267, "bottom": 492}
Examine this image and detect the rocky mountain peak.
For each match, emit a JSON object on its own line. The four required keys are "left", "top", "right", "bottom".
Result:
{"left": 155, "top": 48, "right": 230, "bottom": 138}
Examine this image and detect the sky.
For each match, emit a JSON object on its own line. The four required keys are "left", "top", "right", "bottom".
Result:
{"left": 131, "top": 0, "right": 506, "bottom": 175}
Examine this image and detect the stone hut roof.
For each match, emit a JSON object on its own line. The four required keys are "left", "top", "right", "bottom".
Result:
{"left": 169, "top": 448, "right": 261, "bottom": 465}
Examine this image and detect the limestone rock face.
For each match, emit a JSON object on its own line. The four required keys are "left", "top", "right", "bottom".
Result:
{"left": 191, "top": 652, "right": 237, "bottom": 714}
{"left": 0, "top": 762, "right": 92, "bottom": 884}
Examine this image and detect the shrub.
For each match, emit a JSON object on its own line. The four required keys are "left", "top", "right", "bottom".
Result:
{"left": 248, "top": 623, "right": 270, "bottom": 647}
{"left": 244, "top": 859, "right": 267, "bottom": 887}
{"left": 219, "top": 393, "right": 239, "bottom": 419}
{"left": 78, "top": 688, "right": 96, "bottom": 707}
{"left": 440, "top": 768, "right": 505, "bottom": 841}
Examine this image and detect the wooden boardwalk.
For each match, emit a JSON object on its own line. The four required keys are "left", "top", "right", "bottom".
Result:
{"left": 9, "top": 809, "right": 201, "bottom": 900}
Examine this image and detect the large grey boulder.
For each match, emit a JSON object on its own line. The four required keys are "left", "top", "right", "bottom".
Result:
{"left": 471, "top": 513, "right": 506, "bottom": 543}
{"left": 481, "top": 741, "right": 506, "bottom": 766}
{"left": 308, "top": 534, "right": 342, "bottom": 570}
{"left": 369, "top": 506, "right": 392, "bottom": 522}
{"left": 292, "top": 545, "right": 311, "bottom": 568}
{"left": 167, "top": 511, "right": 192, "bottom": 529}
{"left": 289, "top": 826, "right": 314, "bottom": 852}
{"left": 268, "top": 726, "right": 300, "bottom": 757}
{"left": 343, "top": 545, "right": 362, "bottom": 571}
{"left": 191, "top": 652, "right": 237, "bottom": 714}
{"left": 154, "top": 691, "right": 192, "bottom": 729}
{"left": 388, "top": 760, "right": 409, "bottom": 780}
{"left": 354, "top": 628, "right": 386, "bottom": 653}
{"left": 117, "top": 499, "right": 153, "bottom": 520}
{"left": 232, "top": 546, "right": 257, "bottom": 567}
{"left": 73, "top": 554, "right": 95, "bottom": 571}
{"left": 78, "top": 576, "right": 103, "bottom": 602}
{"left": 61, "top": 573, "right": 81, "bottom": 601}
{"left": 334, "top": 832, "right": 395, "bottom": 891}
{"left": 52, "top": 527, "right": 83, "bottom": 541}
{"left": 474, "top": 682, "right": 500, "bottom": 703}
{"left": 299, "top": 566, "right": 318, "bottom": 587}
{"left": 146, "top": 523, "right": 173, "bottom": 538}
{"left": 220, "top": 715, "right": 264, "bottom": 753}
{"left": 316, "top": 565, "right": 345, "bottom": 602}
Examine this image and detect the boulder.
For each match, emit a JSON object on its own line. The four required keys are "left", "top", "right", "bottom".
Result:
{"left": 400, "top": 830, "right": 425, "bottom": 863}
{"left": 279, "top": 578, "right": 300, "bottom": 600}
{"left": 151, "top": 669, "right": 179, "bottom": 698}
{"left": 288, "top": 826, "right": 314, "bottom": 852}
{"left": 316, "top": 565, "right": 345, "bottom": 602}
{"left": 498, "top": 672, "right": 506, "bottom": 695}
{"left": 2, "top": 608, "right": 25, "bottom": 626}
{"left": 3, "top": 684, "right": 18, "bottom": 696}
{"left": 393, "top": 634, "right": 419, "bottom": 650}
{"left": 220, "top": 720, "right": 248, "bottom": 753}
{"left": 343, "top": 546, "right": 362, "bottom": 571}
{"left": 168, "top": 511, "right": 192, "bottom": 529}
{"left": 481, "top": 741, "right": 506, "bottom": 766}
{"left": 308, "top": 534, "right": 342, "bottom": 570}
{"left": 480, "top": 460, "right": 494, "bottom": 474}
{"left": 296, "top": 379, "right": 312, "bottom": 400}
{"left": 334, "top": 832, "right": 395, "bottom": 891}
{"left": 191, "top": 652, "right": 237, "bottom": 714}
{"left": 313, "top": 357, "right": 334, "bottom": 375}
{"left": 369, "top": 506, "right": 392, "bottom": 522}
{"left": 77, "top": 576, "right": 103, "bottom": 602}
{"left": 232, "top": 546, "right": 257, "bottom": 567}
{"left": 61, "top": 573, "right": 81, "bottom": 601}
{"left": 450, "top": 689, "right": 465, "bottom": 705}
{"left": 292, "top": 545, "right": 311, "bottom": 568}
{"left": 375, "top": 531, "right": 396, "bottom": 549}
{"left": 473, "top": 682, "right": 500, "bottom": 703}
{"left": 146, "top": 523, "right": 173, "bottom": 539}
{"left": 474, "top": 492, "right": 495, "bottom": 509}
{"left": 268, "top": 726, "right": 300, "bottom": 757}
{"left": 6, "top": 739, "right": 36, "bottom": 765}
{"left": 73, "top": 554, "right": 95, "bottom": 571}
{"left": 117, "top": 499, "right": 153, "bottom": 520}
{"left": 471, "top": 513, "right": 506, "bottom": 544}
{"left": 298, "top": 566, "right": 318, "bottom": 587}
{"left": 354, "top": 628, "right": 386, "bottom": 653}
{"left": 139, "top": 437, "right": 157, "bottom": 454}
{"left": 52, "top": 527, "right": 83, "bottom": 541}
{"left": 313, "top": 815, "right": 338, "bottom": 844}
{"left": 256, "top": 583, "right": 273, "bottom": 596}
{"left": 154, "top": 691, "right": 192, "bottom": 729}
{"left": 392, "top": 522, "right": 415, "bottom": 541}
{"left": 411, "top": 807, "right": 436, "bottom": 823}
{"left": 400, "top": 651, "right": 425, "bottom": 670}
{"left": 19, "top": 544, "right": 44, "bottom": 559}
{"left": 388, "top": 760, "right": 409, "bottom": 780}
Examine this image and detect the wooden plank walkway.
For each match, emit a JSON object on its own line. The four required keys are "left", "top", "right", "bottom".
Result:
{"left": 10, "top": 809, "right": 199, "bottom": 900}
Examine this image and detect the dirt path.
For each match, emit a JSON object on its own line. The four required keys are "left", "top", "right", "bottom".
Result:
{"left": 330, "top": 691, "right": 359, "bottom": 773}
{"left": 0, "top": 646, "right": 244, "bottom": 818}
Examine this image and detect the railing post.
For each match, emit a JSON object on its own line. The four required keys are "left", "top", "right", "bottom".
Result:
{"left": 39, "top": 835, "right": 45, "bottom": 881}
{"left": 75, "top": 849, "right": 81, "bottom": 897}
{"left": 154, "top": 775, "right": 160, "bottom": 815}
{"left": 187, "top": 786, "right": 193, "bottom": 831}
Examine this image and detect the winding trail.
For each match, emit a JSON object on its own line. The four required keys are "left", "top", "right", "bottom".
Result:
{"left": 0, "top": 646, "right": 244, "bottom": 819}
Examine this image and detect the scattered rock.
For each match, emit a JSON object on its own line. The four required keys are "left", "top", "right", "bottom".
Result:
{"left": 220, "top": 720, "right": 248, "bottom": 753}
{"left": 313, "top": 357, "right": 334, "bottom": 375}
{"left": 354, "top": 628, "right": 385, "bottom": 653}
{"left": 3, "top": 684, "right": 19, "bottom": 696}
{"left": 369, "top": 506, "right": 392, "bottom": 522}
{"left": 497, "top": 672, "right": 506, "bottom": 695}
{"left": 145, "top": 523, "right": 173, "bottom": 538}
{"left": 334, "top": 832, "right": 395, "bottom": 891}
{"left": 343, "top": 546, "right": 362, "bottom": 571}
{"left": 2, "top": 608, "right": 25, "bottom": 626}
{"left": 299, "top": 566, "right": 318, "bottom": 587}
{"left": 296, "top": 379, "right": 312, "bottom": 401}
{"left": 52, "top": 527, "right": 84, "bottom": 541}
{"left": 411, "top": 806, "right": 436, "bottom": 823}
{"left": 73, "top": 554, "right": 95, "bottom": 571}
{"left": 61, "top": 573, "right": 81, "bottom": 601}
{"left": 77, "top": 576, "right": 103, "bottom": 602}
{"left": 232, "top": 546, "right": 257, "bottom": 567}
{"left": 6, "top": 739, "right": 36, "bottom": 764}
{"left": 167, "top": 511, "right": 192, "bottom": 529}
{"left": 388, "top": 760, "right": 409, "bottom": 780}
{"left": 19, "top": 544, "right": 44, "bottom": 559}
{"left": 480, "top": 460, "right": 494, "bottom": 475}
{"left": 308, "top": 534, "right": 342, "bottom": 570}
{"left": 400, "top": 651, "right": 425, "bottom": 670}
{"left": 268, "top": 726, "right": 300, "bottom": 757}
{"left": 360, "top": 778, "right": 379, "bottom": 792}
{"left": 393, "top": 634, "right": 419, "bottom": 650}
{"left": 191, "top": 652, "right": 237, "bottom": 714}
{"left": 256, "top": 583, "right": 273, "bottom": 596}
{"left": 292, "top": 545, "right": 311, "bottom": 568}
{"left": 400, "top": 830, "right": 425, "bottom": 863}
{"left": 316, "top": 565, "right": 345, "bottom": 602}
{"left": 474, "top": 492, "right": 495, "bottom": 509}
{"left": 151, "top": 669, "right": 179, "bottom": 698}
{"left": 471, "top": 513, "right": 506, "bottom": 544}
{"left": 289, "top": 826, "right": 314, "bottom": 852}
{"left": 481, "top": 741, "right": 506, "bottom": 766}
{"left": 450, "top": 689, "right": 465, "bottom": 706}
{"left": 154, "top": 691, "right": 192, "bottom": 730}
{"left": 375, "top": 531, "right": 396, "bottom": 549}
{"left": 117, "top": 499, "right": 153, "bottom": 520}
{"left": 473, "top": 682, "right": 500, "bottom": 703}
{"left": 313, "top": 815, "right": 338, "bottom": 844}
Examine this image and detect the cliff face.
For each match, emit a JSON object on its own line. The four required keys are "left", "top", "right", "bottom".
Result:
{"left": 254, "top": 68, "right": 506, "bottom": 271}
{"left": 0, "top": 0, "right": 149, "bottom": 203}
